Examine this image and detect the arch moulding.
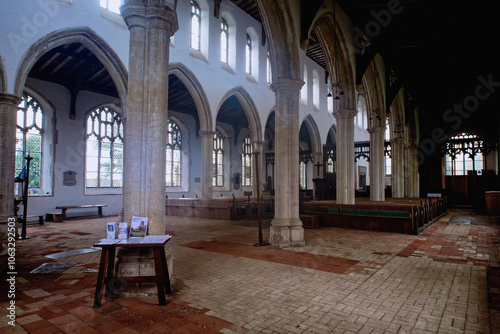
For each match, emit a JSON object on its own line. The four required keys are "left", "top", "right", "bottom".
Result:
{"left": 14, "top": 27, "right": 128, "bottom": 116}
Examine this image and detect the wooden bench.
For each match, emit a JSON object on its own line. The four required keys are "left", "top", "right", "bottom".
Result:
{"left": 55, "top": 204, "right": 107, "bottom": 220}
{"left": 19, "top": 215, "right": 44, "bottom": 225}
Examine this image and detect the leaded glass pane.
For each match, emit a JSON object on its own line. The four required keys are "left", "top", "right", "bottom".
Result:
{"left": 85, "top": 107, "right": 123, "bottom": 188}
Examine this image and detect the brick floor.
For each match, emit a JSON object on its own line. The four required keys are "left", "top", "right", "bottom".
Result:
{"left": 1, "top": 209, "right": 499, "bottom": 333}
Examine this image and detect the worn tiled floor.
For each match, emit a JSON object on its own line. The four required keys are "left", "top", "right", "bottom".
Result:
{"left": 1, "top": 209, "right": 499, "bottom": 333}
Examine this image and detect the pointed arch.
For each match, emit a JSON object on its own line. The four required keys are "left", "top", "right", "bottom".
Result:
{"left": 255, "top": 0, "right": 301, "bottom": 81}
{"left": 14, "top": 27, "right": 128, "bottom": 114}
{"left": 313, "top": 13, "right": 356, "bottom": 110}
{"left": 362, "top": 59, "right": 385, "bottom": 129}
{"left": 301, "top": 115, "right": 322, "bottom": 154}
{"left": 389, "top": 88, "right": 406, "bottom": 140}
{"left": 218, "top": 86, "right": 262, "bottom": 143}
{"left": 327, "top": 125, "right": 337, "bottom": 145}
{"left": 169, "top": 62, "right": 212, "bottom": 134}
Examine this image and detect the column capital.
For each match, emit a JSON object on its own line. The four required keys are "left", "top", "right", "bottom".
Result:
{"left": 121, "top": 1, "right": 178, "bottom": 35}
{"left": 270, "top": 78, "right": 304, "bottom": 94}
{"left": 0, "top": 93, "right": 21, "bottom": 107}
{"left": 199, "top": 130, "right": 216, "bottom": 137}
{"left": 252, "top": 140, "right": 264, "bottom": 154}
{"left": 332, "top": 109, "right": 357, "bottom": 120}
{"left": 391, "top": 137, "right": 405, "bottom": 145}
{"left": 367, "top": 126, "right": 385, "bottom": 135}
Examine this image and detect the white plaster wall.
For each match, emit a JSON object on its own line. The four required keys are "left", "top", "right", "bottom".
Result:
{"left": 22, "top": 78, "right": 123, "bottom": 217}
{"left": 0, "top": 0, "right": 130, "bottom": 94}
{"left": 1, "top": 0, "right": 368, "bottom": 207}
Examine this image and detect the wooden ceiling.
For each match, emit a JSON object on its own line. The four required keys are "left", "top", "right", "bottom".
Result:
{"left": 29, "top": 43, "right": 118, "bottom": 98}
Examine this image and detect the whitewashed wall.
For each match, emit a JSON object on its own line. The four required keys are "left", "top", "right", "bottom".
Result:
{"left": 0, "top": 0, "right": 371, "bottom": 216}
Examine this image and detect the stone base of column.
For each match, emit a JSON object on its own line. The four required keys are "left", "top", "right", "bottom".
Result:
{"left": 269, "top": 219, "right": 305, "bottom": 248}
{"left": 114, "top": 243, "right": 174, "bottom": 295}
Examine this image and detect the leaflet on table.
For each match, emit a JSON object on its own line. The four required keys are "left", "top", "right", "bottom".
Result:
{"left": 117, "top": 237, "right": 143, "bottom": 244}
{"left": 139, "top": 235, "right": 172, "bottom": 244}
{"left": 95, "top": 238, "right": 121, "bottom": 245}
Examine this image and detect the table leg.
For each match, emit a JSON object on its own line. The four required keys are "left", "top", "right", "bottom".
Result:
{"left": 98, "top": 206, "right": 103, "bottom": 217}
{"left": 160, "top": 247, "right": 172, "bottom": 294}
{"left": 93, "top": 248, "right": 109, "bottom": 308}
{"left": 61, "top": 208, "right": 67, "bottom": 220}
{"left": 104, "top": 247, "right": 116, "bottom": 298}
{"left": 153, "top": 248, "right": 167, "bottom": 306}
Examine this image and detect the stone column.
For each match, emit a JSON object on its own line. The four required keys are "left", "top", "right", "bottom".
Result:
{"left": 269, "top": 78, "right": 305, "bottom": 248}
{"left": 333, "top": 109, "right": 357, "bottom": 204}
{"left": 200, "top": 131, "right": 215, "bottom": 200}
{"left": 121, "top": 0, "right": 178, "bottom": 235}
{"left": 406, "top": 143, "right": 420, "bottom": 197}
{"left": 368, "top": 126, "right": 385, "bottom": 201}
{"left": 0, "top": 93, "right": 21, "bottom": 272}
{"left": 391, "top": 138, "right": 405, "bottom": 198}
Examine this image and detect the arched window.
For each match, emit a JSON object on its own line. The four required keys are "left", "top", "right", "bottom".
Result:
{"left": 267, "top": 51, "right": 272, "bottom": 85}
{"left": 166, "top": 120, "right": 182, "bottom": 187}
{"left": 190, "top": 0, "right": 201, "bottom": 51}
{"left": 312, "top": 70, "right": 320, "bottom": 109}
{"left": 16, "top": 92, "right": 44, "bottom": 189}
{"left": 245, "top": 33, "right": 252, "bottom": 75}
{"left": 300, "top": 64, "right": 308, "bottom": 104}
{"left": 241, "top": 136, "right": 253, "bottom": 186}
{"left": 445, "top": 133, "right": 484, "bottom": 176}
{"left": 220, "top": 18, "right": 229, "bottom": 64}
{"left": 357, "top": 95, "right": 366, "bottom": 128}
{"left": 85, "top": 107, "right": 124, "bottom": 189}
{"left": 213, "top": 131, "right": 224, "bottom": 187}
{"left": 385, "top": 118, "right": 392, "bottom": 175}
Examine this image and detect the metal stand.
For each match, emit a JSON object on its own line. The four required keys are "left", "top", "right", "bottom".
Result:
{"left": 19, "top": 154, "right": 33, "bottom": 240}
{"left": 253, "top": 152, "right": 269, "bottom": 247}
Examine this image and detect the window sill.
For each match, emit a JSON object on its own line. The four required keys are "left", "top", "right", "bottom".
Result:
{"left": 85, "top": 187, "right": 123, "bottom": 195}
{"left": 221, "top": 62, "right": 235, "bottom": 75}
{"left": 190, "top": 48, "right": 208, "bottom": 63}
{"left": 100, "top": 8, "right": 127, "bottom": 29}
{"left": 246, "top": 73, "right": 257, "bottom": 84}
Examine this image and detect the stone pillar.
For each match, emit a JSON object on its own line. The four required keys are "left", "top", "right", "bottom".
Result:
{"left": 406, "top": 143, "right": 420, "bottom": 197}
{"left": 0, "top": 93, "right": 21, "bottom": 272}
{"left": 121, "top": 0, "right": 178, "bottom": 235}
{"left": 368, "top": 126, "right": 385, "bottom": 201}
{"left": 269, "top": 79, "right": 305, "bottom": 248}
{"left": 333, "top": 109, "right": 357, "bottom": 204}
{"left": 391, "top": 138, "right": 405, "bottom": 198}
{"left": 200, "top": 131, "right": 215, "bottom": 200}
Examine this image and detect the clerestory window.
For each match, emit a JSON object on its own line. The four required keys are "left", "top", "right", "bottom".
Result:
{"left": 190, "top": 0, "right": 201, "bottom": 51}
